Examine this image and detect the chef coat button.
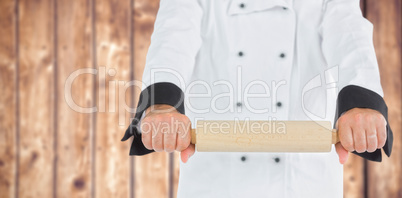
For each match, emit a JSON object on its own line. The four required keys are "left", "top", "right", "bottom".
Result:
{"left": 238, "top": 51, "right": 244, "bottom": 57}
{"left": 274, "top": 157, "right": 280, "bottom": 163}
{"left": 279, "top": 53, "right": 286, "bottom": 58}
{"left": 239, "top": 3, "right": 245, "bottom": 8}
{"left": 241, "top": 156, "right": 247, "bottom": 162}
{"left": 282, "top": 7, "right": 287, "bottom": 10}
{"left": 237, "top": 102, "right": 242, "bottom": 107}
{"left": 276, "top": 101, "right": 282, "bottom": 107}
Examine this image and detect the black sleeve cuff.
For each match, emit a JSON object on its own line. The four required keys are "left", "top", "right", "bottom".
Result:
{"left": 334, "top": 85, "right": 393, "bottom": 162}
{"left": 121, "top": 82, "right": 186, "bottom": 155}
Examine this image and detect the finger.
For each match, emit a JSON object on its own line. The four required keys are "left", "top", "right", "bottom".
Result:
{"left": 376, "top": 120, "right": 387, "bottom": 149}
{"left": 335, "top": 142, "right": 349, "bottom": 164}
{"left": 141, "top": 121, "right": 153, "bottom": 150}
{"left": 180, "top": 144, "right": 195, "bottom": 163}
{"left": 142, "top": 132, "right": 153, "bottom": 150}
{"left": 353, "top": 126, "right": 367, "bottom": 153}
{"left": 366, "top": 123, "right": 377, "bottom": 153}
{"left": 338, "top": 118, "right": 354, "bottom": 152}
{"left": 176, "top": 120, "right": 191, "bottom": 151}
{"left": 152, "top": 123, "right": 164, "bottom": 152}
{"left": 163, "top": 123, "right": 177, "bottom": 153}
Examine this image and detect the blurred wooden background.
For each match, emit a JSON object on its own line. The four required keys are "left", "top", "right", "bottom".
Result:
{"left": 0, "top": 0, "right": 400, "bottom": 197}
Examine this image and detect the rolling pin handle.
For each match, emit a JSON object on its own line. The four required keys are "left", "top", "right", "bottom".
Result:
{"left": 191, "top": 128, "right": 197, "bottom": 144}
{"left": 332, "top": 129, "right": 340, "bottom": 144}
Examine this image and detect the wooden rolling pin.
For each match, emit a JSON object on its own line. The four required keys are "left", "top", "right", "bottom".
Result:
{"left": 190, "top": 120, "right": 339, "bottom": 152}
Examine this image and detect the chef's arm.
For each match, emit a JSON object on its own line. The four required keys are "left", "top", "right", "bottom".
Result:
{"left": 320, "top": 0, "right": 393, "bottom": 162}
{"left": 121, "top": 0, "right": 203, "bottom": 156}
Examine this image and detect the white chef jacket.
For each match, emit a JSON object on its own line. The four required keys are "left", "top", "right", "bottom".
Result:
{"left": 139, "top": 0, "right": 385, "bottom": 197}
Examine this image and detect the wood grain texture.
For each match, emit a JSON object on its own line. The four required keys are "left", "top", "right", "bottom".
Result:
{"left": 191, "top": 121, "right": 334, "bottom": 152}
{"left": 132, "top": 0, "right": 170, "bottom": 197}
{"left": 0, "top": 0, "right": 17, "bottom": 197}
{"left": 366, "top": 0, "right": 402, "bottom": 197}
{"left": 56, "top": 0, "right": 94, "bottom": 197}
{"left": 17, "top": 0, "right": 55, "bottom": 197}
{"left": 343, "top": 155, "right": 365, "bottom": 198}
{"left": 95, "top": 0, "right": 131, "bottom": 197}
{"left": 132, "top": 0, "right": 159, "bottom": 83}
{"left": 134, "top": 153, "right": 169, "bottom": 198}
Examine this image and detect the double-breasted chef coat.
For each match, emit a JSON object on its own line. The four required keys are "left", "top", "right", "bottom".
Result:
{"left": 122, "top": 0, "right": 394, "bottom": 197}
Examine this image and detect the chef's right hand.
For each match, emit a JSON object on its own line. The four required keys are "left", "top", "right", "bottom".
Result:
{"left": 140, "top": 104, "right": 195, "bottom": 163}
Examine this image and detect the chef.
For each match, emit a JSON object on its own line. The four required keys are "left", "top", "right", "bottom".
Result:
{"left": 122, "top": 0, "right": 393, "bottom": 197}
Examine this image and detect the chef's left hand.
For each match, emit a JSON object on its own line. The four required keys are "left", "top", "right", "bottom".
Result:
{"left": 335, "top": 108, "right": 387, "bottom": 164}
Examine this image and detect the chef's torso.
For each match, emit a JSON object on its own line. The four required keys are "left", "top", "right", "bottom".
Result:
{"left": 143, "top": 0, "right": 363, "bottom": 197}
{"left": 178, "top": 1, "right": 342, "bottom": 197}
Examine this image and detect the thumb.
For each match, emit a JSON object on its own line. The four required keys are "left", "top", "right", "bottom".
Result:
{"left": 180, "top": 144, "right": 195, "bottom": 163}
{"left": 335, "top": 142, "right": 349, "bottom": 164}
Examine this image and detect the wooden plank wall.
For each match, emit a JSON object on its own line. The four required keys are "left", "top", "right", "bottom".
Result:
{"left": 56, "top": 0, "right": 93, "bottom": 197}
{"left": 0, "top": 0, "right": 400, "bottom": 197}
{"left": 0, "top": 0, "right": 17, "bottom": 197}
{"left": 17, "top": 0, "right": 55, "bottom": 197}
{"left": 365, "top": 0, "right": 402, "bottom": 198}
{"left": 94, "top": 0, "right": 131, "bottom": 197}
